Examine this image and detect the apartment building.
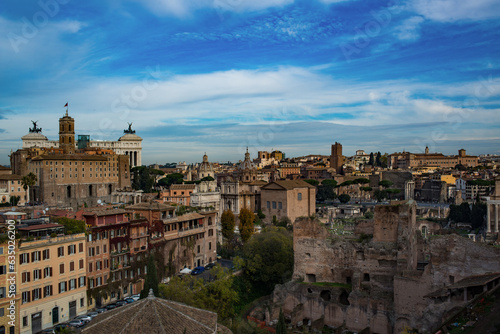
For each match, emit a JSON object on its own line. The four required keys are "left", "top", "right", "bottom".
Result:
{"left": 18, "top": 233, "right": 87, "bottom": 334}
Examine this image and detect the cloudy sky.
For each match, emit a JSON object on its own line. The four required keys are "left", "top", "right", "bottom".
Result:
{"left": 1, "top": 0, "right": 499, "bottom": 166}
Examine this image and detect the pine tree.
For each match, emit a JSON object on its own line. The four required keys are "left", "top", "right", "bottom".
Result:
{"left": 140, "top": 255, "right": 159, "bottom": 299}
{"left": 276, "top": 308, "right": 287, "bottom": 334}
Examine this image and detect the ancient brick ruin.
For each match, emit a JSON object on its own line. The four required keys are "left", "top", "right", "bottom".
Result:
{"left": 272, "top": 201, "right": 500, "bottom": 333}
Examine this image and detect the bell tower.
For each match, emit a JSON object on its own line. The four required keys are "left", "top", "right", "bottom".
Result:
{"left": 59, "top": 111, "right": 75, "bottom": 154}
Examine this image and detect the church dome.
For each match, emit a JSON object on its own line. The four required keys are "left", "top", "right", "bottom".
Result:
{"left": 198, "top": 153, "right": 214, "bottom": 175}
{"left": 238, "top": 148, "right": 256, "bottom": 171}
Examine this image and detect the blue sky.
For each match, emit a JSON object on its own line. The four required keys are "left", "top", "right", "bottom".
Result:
{"left": 1, "top": 0, "right": 499, "bottom": 165}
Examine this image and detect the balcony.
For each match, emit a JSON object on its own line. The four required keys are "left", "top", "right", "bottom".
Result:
{"left": 178, "top": 224, "right": 203, "bottom": 237}
{"left": 110, "top": 248, "right": 130, "bottom": 256}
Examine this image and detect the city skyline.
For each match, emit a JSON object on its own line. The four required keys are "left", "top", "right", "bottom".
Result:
{"left": 1, "top": 0, "right": 499, "bottom": 165}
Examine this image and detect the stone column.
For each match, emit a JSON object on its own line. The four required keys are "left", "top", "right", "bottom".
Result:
{"left": 134, "top": 151, "right": 137, "bottom": 167}
{"left": 487, "top": 203, "right": 491, "bottom": 233}
{"left": 495, "top": 204, "right": 499, "bottom": 233}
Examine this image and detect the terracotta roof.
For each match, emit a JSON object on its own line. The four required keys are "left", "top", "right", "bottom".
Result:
{"left": 18, "top": 223, "right": 62, "bottom": 231}
{"left": 83, "top": 209, "right": 128, "bottom": 217}
{"left": 0, "top": 174, "right": 22, "bottom": 180}
{"left": 261, "top": 179, "right": 316, "bottom": 190}
{"left": 125, "top": 202, "right": 176, "bottom": 211}
{"left": 82, "top": 291, "right": 220, "bottom": 334}
{"left": 170, "top": 184, "right": 196, "bottom": 190}
{"left": 0, "top": 165, "right": 11, "bottom": 170}
{"left": 164, "top": 212, "right": 205, "bottom": 223}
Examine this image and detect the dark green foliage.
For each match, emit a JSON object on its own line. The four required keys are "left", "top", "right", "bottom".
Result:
{"left": 241, "top": 227, "right": 293, "bottom": 290}
{"left": 239, "top": 208, "right": 255, "bottom": 243}
{"left": 131, "top": 166, "right": 155, "bottom": 193}
{"left": 317, "top": 184, "right": 336, "bottom": 202}
{"left": 321, "top": 179, "right": 337, "bottom": 187}
{"left": 360, "top": 186, "right": 372, "bottom": 192}
{"left": 386, "top": 188, "right": 401, "bottom": 199}
{"left": 379, "top": 180, "right": 393, "bottom": 188}
{"left": 257, "top": 209, "right": 266, "bottom": 219}
{"left": 339, "top": 180, "right": 354, "bottom": 187}
{"left": 471, "top": 202, "right": 486, "bottom": 229}
{"left": 221, "top": 210, "right": 235, "bottom": 241}
{"left": 455, "top": 164, "right": 467, "bottom": 171}
{"left": 54, "top": 217, "right": 86, "bottom": 235}
{"left": 364, "top": 211, "right": 374, "bottom": 219}
{"left": 369, "top": 152, "right": 374, "bottom": 166}
{"left": 157, "top": 173, "right": 184, "bottom": 188}
{"left": 304, "top": 179, "right": 320, "bottom": 186}
{"left": 468, "top": 179, "right": 495, "bottom": 186}
{"left": 449, "top": 202, "right": 486, "bottom": 229}
{"left": 353, "top": 178, "right": 370, "bottom": 184}
{"left": 374, "top": 189, "right": 388, "bottom": 201}
{"left": 200, "top": 176, "right": 215, "bottom": 182}
{"left": 140, "top": 255, "right": 159, "bottom": 298}
{"left": 338, "top": 194, "right": 351, "bottom": 204}
{"left": 276, "top": 217, "right": 291, "bottom": 229}
{"left": 10, "top": 196, "right": 20, "bottom": 206}
{"left": 376, "top": 152, "right": 382, "bottom": 167}
{"left": 276, "top": 308, "right": 287, "bottom": 334}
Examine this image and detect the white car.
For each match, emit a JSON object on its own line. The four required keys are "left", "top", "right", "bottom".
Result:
{"left": 131, "top": 294, "right": 140, "bottom": 301}
{"left": 75, "top": 315, "right": 92, "bottom": 323}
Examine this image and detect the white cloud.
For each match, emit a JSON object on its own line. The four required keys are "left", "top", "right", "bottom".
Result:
{"left": 412, "top": 0, "right": 500, "bottom": 22}
{"left": 394, "top": 16, "right": 424, "bottom": 41}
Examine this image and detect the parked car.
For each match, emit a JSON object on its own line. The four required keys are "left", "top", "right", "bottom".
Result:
{"left": 191, "top": 266, "right": 205, "bottom": 275}
{"left": 87, "top": 311, "right": 99, "bottom": 318}
{"left": 131, "top": 294, "right": 140, "bottom": 301}
{"left": 68, "top": 319, "right": 85, "bottom": 327}
{"left": 205, "top": 262, "right": 215, "bottom": 270}
{"left": 96, "top": 308, "right": 107, "bottom": 313}
{"left": 40, "top": 329, "right": 56, "bottom": 334}
{"left": 75, "top": 315, "right": 92, "bottom": 323}
{"left": 105, "top": 304, "right": 117, "bottom": 310}
{"left": 216, "top": 254, "right": 222, "bottom": 260}
{"left": 116, "top": 300, "right": 128, "bottom": 307}
{"left": 125, "top": 298, "right": 135, "bottom": 303}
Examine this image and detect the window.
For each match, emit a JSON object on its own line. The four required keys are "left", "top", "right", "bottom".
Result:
{"left": 267, "top": 201, "right": 270, "bottom": 209}
{"left": 20, "top": 253, "right": 29, "bottom": 265}
{"left": 58, "top": 282, "right": 67, "bottom": 293}
{"left": 32, "top": 288, "right": 41, "bottom": 301}
{"left": 70, "top": 261, "right": 74, "bottom": 271}
{"left": 79, "top": 243, "right": 83, "bottom": 253}
{"left": 0, "top": 266, "right": 6, "bottom": 275}
{"left": 31, "top": 251, "right": 40, "bottom": 262}
{"left": 22, "top": 291, "right": 30, "bottom": 304}
{"left": 79, "top": 259, "right": 84, "bottom": 269}
{"left": 272, "top": 201, "right": 276, "bottom": 209}
{"left": 278, "top": 202, "right": 282, "bottom": 210}
{"left": 96, "top": 246, "right": 100, "bottom": 255}
{"left": 78, "top": 276, "right": 85, "bottom": 287}
{"left": 0, "top": 308, "right": 3, "bottom": 317}
{"left": 68, "top": 245, "right": 76, "bottom": 255}
{"left": 57, "top": 247, "right": 64, "bottom": 257}
{"left": 103, "top": 244, "right": 107, "bottom": 253}
{"left": 59, "top": 263, "right": 64, "bottom": 274}
{"left": 33, "top": 269, "right": 41, "bottom": 280}
{"left": 88, "top": 263, "right": 92, "bottom": 273}
{"left": 298, "top": 193, "right": 302, "bottom": 201}
{"left": 43, "top": 285, "right": 53, "bottom": 297}
{"left": 21, "top": 271, "right": 30, "bottom": 283}
{"left": 69, "top": 279, "right": 76, "bottom": 290}
{"left": 43, "top": 267, "right": 52, "bottom": 278}
{"left": 209, "top": 242, "right": 212, "bottom": 250}
{"left": 80, "top": 298, "right": 84, "bottom": 308}
{"left": 42, "top": 249, "right": 50, "bottom": 260}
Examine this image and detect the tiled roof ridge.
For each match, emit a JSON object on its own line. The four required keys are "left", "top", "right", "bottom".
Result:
{"left": 152, "top": 299, "right": 167, "bottom": 334}
{"left": 84, "top": 298, "right": 146, "bottom": 333}
{"left": 155, "top": 298, "right": 216, "bottom": 333}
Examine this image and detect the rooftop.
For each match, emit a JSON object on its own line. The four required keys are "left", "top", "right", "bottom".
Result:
{"left": 82, "top": 290, "right": 220, "bottom": 334}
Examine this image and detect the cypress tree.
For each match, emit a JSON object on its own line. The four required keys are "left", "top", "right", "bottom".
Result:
{"left": 140, "top": 254, "right": 159, "bottom": 298}
{"left": 276, "top": 308, "right": 287, "bottom": 334}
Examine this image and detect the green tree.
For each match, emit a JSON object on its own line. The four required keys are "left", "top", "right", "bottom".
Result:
{"left": 157, "top": 173, "right": 184, "bottom": 188}
{"left": 21, "top": 172, "right": 37, "bottom": 204}
{"left": 369, "top": 152, "right": 374, "bottom": 166}
{"left": 140, "top": 255, "right": 159, "bottom": 298}
{"left": 364, "top": 211, "right": 374, "bottom": 219}
{"left": 277, "top": 217, "right": 292, "bottom": 229}
{"left": 200, "top": 176, "right": 215, "bottom": 182}
{"left": 257, "top": 209, "right": 266, "bottom": 219}
{"left": 471, "top": 202, "right": 486, "bottom": 229}
{"left": 304, "top": 179, "right": 319, "bottom": 186}
{"left": 239, "top": 208, "right": 255, "bottom": 243}
{"left": 376, "top": 152, "right": 382, "bottom": 166}
{"left": 317, "top": 184, "right": 336, "bottom": 202}
{"left": 9, "top": 196, "right": 20, "bottom": 206}
{"left": 374, "top": 189, "right": 388, "bottom": 201}
{"left": 131, "top": 166, "right": 155, "bottom": 193}
{"left": 276, "top": 308, "right": 287, "bottom": 334}
{"left": 379, "top": 180, "right": 393, "bottom": 188}
{"left": 160, "top": 266, "right": 238, "bottom": 319}
{"left": 338, "top": 194, "right": 351, "bottom": 204}
{"left": 221, "top": 210, "right": 235, "bottom": 241}
{"left": 360, "top": 186, "right": 372, "bottom": 192}
{"left": 321, "top": 179, "right": 337, "bottom": 187}
{"left": 386, "top": 188, "right": 401, "bottom": 199}
{"left": 54, "top": 217, "right": 86, "bottom": 235}
{"left": 353, "top": 178, "right": 370, "bottom": 184}
{"left": 241, "top": 227, "right": 293, "bottom": 290}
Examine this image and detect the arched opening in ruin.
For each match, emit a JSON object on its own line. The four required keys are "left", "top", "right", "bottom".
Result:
{"left": 306, "top": 274, "right": 316, "bottom": 283}
{"left": 307, "top": 288, "right": 313, "bottom": 294}
{"left": 67, "top": 185, "right": 71, "bottom": 198}
{"left": 363, "top": 273, "right": 370, "bottom": 282}
{"left": 339, "top": 290, "right": 350, "bottom": 306}
{"left": 320, "top": 290, "right": 331, "bottom": 301}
